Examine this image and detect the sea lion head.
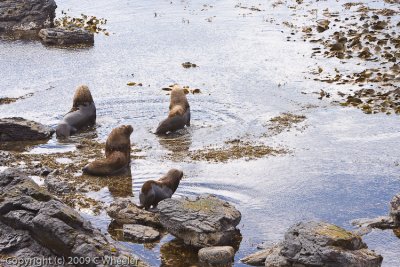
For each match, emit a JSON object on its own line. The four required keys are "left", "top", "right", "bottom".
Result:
{"left": 56, "top": 122, "right": 74, "bottom": 138}
{"left": 73, "top": 85, "right": 94, "bottom": 108}
{"left": 167, "top": 168, "right": 184, "bottom": 181}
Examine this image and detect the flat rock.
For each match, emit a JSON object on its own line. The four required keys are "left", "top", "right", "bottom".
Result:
{"left": 123, "top": 224, "right": 160, "bottom": 243}
{"left": 107, "top": 198, "right": 162, "bottom": 228}
{"left": 258, "top": 221, "right": 383, "bottom": 267}
{"left": 351, "top": 216, "right": 396, "bottom": 231}
{"left": 0, "top": 0, "right": 56, "bottom": 37}
{"left": 39, "top": 28, "right": 94, "bottom": 46}
{"left": 44, "top": 174, "right": 73, "bottom": 194}
{"left": 198, "top": 246, "right": 235, "bottom": 266}
{"left": 158, "top": 194, "right": 241, "bottom": 247}
{"left": 0, "top": 117, "right": 54, "bottom": 141}
{"left": 241, "top": 248, "right": 271, "bottom": 266}
{"left": 0, "top": 168, "right": 147, "bottom": 267}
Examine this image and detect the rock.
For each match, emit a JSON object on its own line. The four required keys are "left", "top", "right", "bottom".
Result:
{"left": 40, "top": 167, "right": 52, "bottom": 177}
{"left": 106, "top": 198, "right": 162, "bottom": 228}
{"left": 39, "top": 28, "right": 94, "bottom": 46}
{"left": 390, "top": 193, "right": 400, "bottom": 226}
{"left": 0, "top": 168, "right": 147, "bottom": 267}
{"left": 122, "top": 224, "right": 160, "bottom": 243}
{"left": 44, "top": 174, "right": 73, "bottom": 194}
{"left": 260, "top": 221, "right": 382, "bottom": 267}
{"left": 158, "top": 194, "right": 241, "bottom": 247}
{"left": 198, "top": 246, "right": 235, "bottom": 266}
{"left": 351, "top": 216, "right": 396, "bottom": 231}
{"left": 241, "top": 249, "right": 270, "bottom": 266}
{"left": 0, "top": 117, "right": 54, "bottom": 142}
{"left": 0, "top": 0, "right": 56, "bottom": 37}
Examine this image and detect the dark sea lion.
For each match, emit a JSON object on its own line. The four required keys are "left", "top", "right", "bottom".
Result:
{"left": 82, "top": 125, "right": 133, "bottom": 176}
{"left": 56, "top": 85, "right": 96, "bottom": 138}
{"left": 139, "top": 169, "right": 183, "bottom": 210}
{"left": 156, "top": 86, "right": 190, "bottom": 135}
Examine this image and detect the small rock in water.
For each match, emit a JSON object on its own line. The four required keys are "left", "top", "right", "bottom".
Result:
{"left": 122, "top": 224, "right": 160, "bottom": 242}
{"left": 0, "top": 117, "right": 54, "bottom": 142}
{"left": 244, "top": 221, "right": 383, "bottom": 267}
{"left": 390, "top": 193, "right": 400, "bottom": 226}
{"left": 198, "top": 246, "right": 235, "bottom": 265}
{"left": 39, "top": 28, "right": 94, "bottom": 46}
{"left": 158, "top": 194, "right": 241, "bottom": 247}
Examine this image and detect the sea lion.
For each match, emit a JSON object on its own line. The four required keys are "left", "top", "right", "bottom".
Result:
{"left": 56, "top": 85, "right": 96, "bottom": 138}
{"left": 139, "top": 169, "right": 183, "bottom": 210}
{"left": 156, "top": 86, "right": 190, "bottom": 135}
{"left": 82, "top": 125, "right": 133, "bottom": 176}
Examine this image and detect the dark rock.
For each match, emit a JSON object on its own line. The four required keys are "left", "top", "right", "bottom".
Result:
{"left": 0, "top": 168, "right": 147, "bottom": 267}
{"left": 40, "top": 167, "right": 52, "bottom": 177}
{"left": 351, "top": 216, "right": 396, "bottom": 231}
{"left": 0, "top": 117, "right": 54, "bottom": 142}
{"left": 106, "top": 198, "right": 162, "bottom": 228}
{"left": 39, "top": 28, "right": 94, "bottom": 46}
{"left": 259, "top": 221, "right": 382, "bottom": 267}
{"left": 122, "top": 224, "right": 160, "bottom": 243}
{"left": 198, "top": 246, "right": 235, "bottom": 266}
{"left": 0, "top": 0, "right": 57, "bottom": 37}
{"left": 158, "top": 194, "right": 241, "bottom": 247}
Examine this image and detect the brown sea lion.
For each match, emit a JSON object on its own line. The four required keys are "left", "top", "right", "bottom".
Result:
{"left": 156, "top": 86, "right": 190, "bottom": 135}
{"left": 56, "top": 85, "right": 96, "bottom": 138}
{"left": 139, "top": 169, "right": 183, "bottom": 210}
{"left": 82, "top": 125, "right": 133, "bottom": 176}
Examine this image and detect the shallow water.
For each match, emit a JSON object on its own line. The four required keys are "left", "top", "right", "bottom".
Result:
{"left": 1, "top": 0, "right": 400, "bottom": 266}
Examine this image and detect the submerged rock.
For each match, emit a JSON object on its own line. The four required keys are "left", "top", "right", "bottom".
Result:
{"left": 122, "top": 224, "right": 160, "bottom": 243}
{"left": 244, "top": 221, "right": 382, "bottom": 267}
{"left": 0, "top": 117, "right": 54, "bottom": 142}
{"left": 0, "top": 169, "right": 147, "bottom": 267}
{"left": 39, "top": 28, "right": 94, "bottom": 46}
{"left": 198, "top": 246, "right": 235, "bottom": 266}
{"left": 0, "top": 0, "right": 57, "bottom": 37}
{"left": 158, "top": 194, "right": 241, "bottom": 247}
{"left": 106, "top": 198, "right": 162, "bottom": 228}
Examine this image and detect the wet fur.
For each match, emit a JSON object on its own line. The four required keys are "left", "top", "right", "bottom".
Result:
{"left": 139, "top": 169, "right": 183, "bottom": 210}
{"left": 82, "top": 125, "right": 133, "bottom": 176}
{"left": 56, "top": 85, "right": 96, "bottom": 138}
{"left": 156, "top": 86, "right": 190, "bottom": 135}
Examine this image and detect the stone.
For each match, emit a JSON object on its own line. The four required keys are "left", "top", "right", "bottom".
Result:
{"left": 259, "top": 221, "right": 383, "bottom": 267}
{"left": 351, "top": 216, "right": 395, "bottom": 231}
{"left": 198, "top": 246, "right": 235, "bottom": 266}
{"left": 241, "top": 249, "right": 270, "bottom": 266}
{"left": 39, "top": 28, "right": 94, "bottom": 46}
{"left": 122, "top": 224, "right": 160, "bottom": 243}
{"left": 106, "top": 198, "right": 162, "bottom": 228}
{"left": 158, "top": 194, "right": 241, "bottom": 247}
{"left": 0, "top": 0, "right": 56, "bottom": 37}
{"left": 0, "top": 117, "right": 54, "bottom": 142}
{"left": 0, "top": 168, "right": 147, "bottom": 267}
{"left": 390, "top": 193, "right": 400, "bottom": 226}
{"left": 44, "top": 174, "right": 73, "bottom": 194}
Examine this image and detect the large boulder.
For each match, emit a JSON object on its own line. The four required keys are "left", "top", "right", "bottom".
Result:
{"left": 255, "top": 221, "right": 383, "bottom": 267}
{"left": 0, "top": 117, "right": 54, "bottom": 142}
{"left": 158, "top": 194, "right": 241, "bottom": 247}
{"left": 0, "top": 0, "right": 56, "bottom": 37}
{"left": 0, "top": 168, "right": 147, "bottom": 267}
{"left": 39, "top": 28, "right": 94, "bottom": 46}
{"left": 106, "top": 198, "right": 162, "bottom": 228}
{"left": 198, "top": 246, "right": 235, "bottom": 266}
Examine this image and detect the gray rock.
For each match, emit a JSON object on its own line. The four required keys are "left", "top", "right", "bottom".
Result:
{"left": 158, "top": 194, "right": 241, "bottom": 247}
{"left": 39, "top": 27, "right": 94, "bottom": 46}
{"left": 351, "top": 216, "right": 395, "bottom": 231}
{"left": 107, "top": 198, "right": 162, "bottom": 228}
{"left": 44, "top": 174, "right": 73, "bottom": 194}
{"left": 260, "top": 221, "right": 382, "bottom": 267}
{"left": 390, "top": 193, "right": 400, "bottom": 226}
{"left": 241, "top": 249, "right": 270, "bottom": 266}
{"left": 122, "top": 224, "right": 160, "bottom": 243}
{"left": 0, "top": 117, "right": 54, "bottom": 141}
{"left": 0, "top": 168, "right": 147, "bottom": 267}
{"left": 198, "top": 246, "right": 235, "bottom": 266}
{"left": 0, "top": 0, "right": 56, "bottom": 37}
